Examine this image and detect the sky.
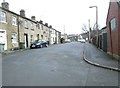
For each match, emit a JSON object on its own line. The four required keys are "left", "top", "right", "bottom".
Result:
{"left": 0, "top": 0, "right": 110, "bottom": 34}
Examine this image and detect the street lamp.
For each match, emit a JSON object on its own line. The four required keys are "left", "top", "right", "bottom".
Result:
{"left": 89, "top": 6, "right": 99, "bottom": 47}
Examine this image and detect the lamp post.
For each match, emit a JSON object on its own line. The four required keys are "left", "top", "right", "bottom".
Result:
{"left": 88, "top": 19, "right": 91, "bottom": 43}
{"left": 89, "top": 6, "right": 99, "bottom": 47}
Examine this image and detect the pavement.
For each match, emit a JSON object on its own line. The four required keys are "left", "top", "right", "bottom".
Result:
{"left": 0, "top": 48, "right": 29, "bottom": 55}
{"left": 1, "top": 44, "right": 56, "bottom": 55}
{"left": 83, "top": 42, "right": 120, "bottom": 72}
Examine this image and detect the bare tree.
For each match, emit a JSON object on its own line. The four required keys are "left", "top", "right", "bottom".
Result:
{"left": 81, "top": 24, "right": 88, "bottom": 32}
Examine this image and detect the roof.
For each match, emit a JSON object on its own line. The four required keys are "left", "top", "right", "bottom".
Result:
{"left": 106, "top": 0, "right": 120, "bottom": 24}
{"left": 0, "top": 6, "right": 61, "bottom": 33}
{"left": 101, "top": 26, "right": 107, "bottom": 30}
{"left": 0, "top": 7, "right": 37, "bottom": 23}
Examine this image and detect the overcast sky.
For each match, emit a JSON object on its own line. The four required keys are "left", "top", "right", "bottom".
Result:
{"left": 0, "top": 0, "right": 110, "bottom": 34}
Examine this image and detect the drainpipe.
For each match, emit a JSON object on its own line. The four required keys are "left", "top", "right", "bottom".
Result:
{"left": 109, "top": 24, "right": 113, "bottom": 57}
{"left": 17, "top": 16, "right": 20, "bottom": 49}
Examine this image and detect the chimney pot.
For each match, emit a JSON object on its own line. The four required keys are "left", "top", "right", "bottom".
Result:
{"left": 31, "top": 16, "right": 36, "bottom": 20}
{"left": 20, "top": 9, "right": 25, "bottom": 17}
{"left": 39, "top": 20, "right": 43, "bottom": 24}
{"left": 49, "top": 25, "right": 52, "bottom": 28}
{"left": 2, "top": 1, "right": 9, "bottom": 10}
{"left": 45, "top": 23, "right": 48, "bottom": 27}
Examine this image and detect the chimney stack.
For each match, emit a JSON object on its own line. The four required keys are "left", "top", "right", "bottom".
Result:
{"left": 45, "top": 23, "right": 48, "bottom": 27}
{"left": 20, "top": 9, "right": 25, "bottom": 17}
{"left": 49, "top": 25, "right": 52, "bottom": 28}
{"left": 2, "top": 0, "right": 9, "bottom": 10}
{"left": 39, "top": 20, "right": 43, "bottom": 24}
{"left": 31, "top": 16, "right": 36, "bottom": 20}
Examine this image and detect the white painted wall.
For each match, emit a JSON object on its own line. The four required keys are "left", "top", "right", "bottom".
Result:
{"left": 0, "top": 29, "right": 7, "bottom": 50}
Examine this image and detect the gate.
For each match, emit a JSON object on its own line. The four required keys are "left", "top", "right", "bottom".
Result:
{"left": 102, "top": 33, "right": 107, "bottom": 52}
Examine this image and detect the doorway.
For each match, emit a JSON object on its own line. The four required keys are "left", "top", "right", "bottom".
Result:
{"left": 24, "top": 34, "right": 28, "bottom": 48}
{"left": 0, "top": 29, "right": 7, "bottom": 51}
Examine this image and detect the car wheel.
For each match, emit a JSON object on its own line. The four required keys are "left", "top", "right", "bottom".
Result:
{"left": 40, "top": 45, "right": 43, "bottom": 48}
{"left": 45, "top": 44, "right": 48, "bottom": 47}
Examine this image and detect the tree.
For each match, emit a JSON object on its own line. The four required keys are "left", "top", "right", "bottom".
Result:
{"left": 81, "top": 24, "right": 88, "bottom": 33}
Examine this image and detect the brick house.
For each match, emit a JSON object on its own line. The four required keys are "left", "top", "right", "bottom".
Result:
{"left": 0, "top": 2, "right": 19, "bottom": 51}
{"left": 0, "top": 1, "right": 61, "bottom": 52}
{"left": 43, "top": 23, "right": 49, "bottom": 42}
{"left": 0, "top": 2, "right": 38, "bottom": 50}
{"left": 56, "top": 30, "right": 61, "bottom": 44}
{"left": 106, "top": 0, "right": 120, "bottom": 59}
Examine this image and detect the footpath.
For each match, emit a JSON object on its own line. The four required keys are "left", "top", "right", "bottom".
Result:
{"left": 0, "top": 48, "right": 29, "bottom": 55}
{"left": 83, "top": 42, "right": 120, "bottom": 72}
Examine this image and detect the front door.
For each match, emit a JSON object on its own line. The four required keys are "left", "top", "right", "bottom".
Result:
{"left": 0, "top": 29, "right": 7, "bottom": 51}
{"left": 103, "top": 33, "right": 107, "bottom": 52}
{"left": 24, "top": 34, "right": 28, "bottom": 48}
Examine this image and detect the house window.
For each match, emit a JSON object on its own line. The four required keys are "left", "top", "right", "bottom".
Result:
{"left": 30, "top": 35, "right": 33, "bottom": 43}
{"left": 37, "top": 34, "right": 39, "bottom": 40}
{"left": 50, "top": 29, "right": 52, "bottom": 33}
{"left": 12, "top": 16, "right": 17, "bottom": 25}
{"left": 37, "top": 24, "right": 40, "bottom": 29}
{"left": 110, "top": 18, "right": 116, "bottom": 31}
{"left": 31, "top": 22, "right": 34, "bottom": 30}
{"left": 39, "top": 24, "right": 42, "bottom": 29}
{"left": 24, "top": 20, "right": 28, "bottom": 29}
{"left": 11, "top": 33, "right": 17, "bottom": 43}
{"left": 41, "top": 35, "right": 43, "bottom": 39}
{"left": 0, "top": 11, "right": 7, "bottom": 23}
{"left": 41, "top": 25, "right": 43, "bottom": 30}
{"left": 43, "top": 31, "right": 46, "bottom": 34}
{"left": 53, "top": 38, "right": 54, "bottom": 42}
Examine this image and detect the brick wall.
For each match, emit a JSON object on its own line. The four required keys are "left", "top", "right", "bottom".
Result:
{"left": 107, "top": 2, "right": 119, "bottom": 56}
{"left": 118, "top": 7, "right": 120, "bottom": 56}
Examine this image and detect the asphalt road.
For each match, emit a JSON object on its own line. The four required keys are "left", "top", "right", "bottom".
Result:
{"left": 2, "top": 42, "right": 118, "bottom": 86}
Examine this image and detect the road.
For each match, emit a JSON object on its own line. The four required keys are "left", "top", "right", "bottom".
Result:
{"left": 2, "top": 42, "right": 118, "bottom": 86}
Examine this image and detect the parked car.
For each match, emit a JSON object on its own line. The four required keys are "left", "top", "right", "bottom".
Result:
{"left": 78, "top": 39, "right": 86, "bottom": 43}
{"left": 30, "top": 39, "right": 48, "bottom": 49}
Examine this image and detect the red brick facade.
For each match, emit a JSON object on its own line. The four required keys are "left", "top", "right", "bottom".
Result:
{"left": 119, "top": 5, "right": 120, "bottom": 57}
{"left": 107, "top": 1, "right": 120, "bottom": 58}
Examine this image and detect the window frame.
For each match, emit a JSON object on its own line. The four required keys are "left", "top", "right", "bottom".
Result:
{"left": 31, "top": 22, "right": 34, "bottom": 30}
{"left": 12, "top": 16, "right": 17, "bottom": 26}
{"left": 30, "top": 35, "right": 33, "bottom": 43}
{"left": 0, "top": 11, "right": 7, "bottom": 23}
{"left": 110, "top": 18, "right": 116, "bottom": 32}
{"left": 11, "top": 33, "right": 17, "bottom": 44}
{"left": 24, "top": 20, "right": 28, "bottom": 29}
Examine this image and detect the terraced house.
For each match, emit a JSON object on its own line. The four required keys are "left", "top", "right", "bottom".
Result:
{"left": 107, "top": 0, "right": 120, "bottom": 59}
{"left": 0, "top": 1, "right": 61, "bottom": 52}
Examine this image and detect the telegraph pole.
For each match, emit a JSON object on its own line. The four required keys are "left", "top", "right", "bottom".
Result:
{"left": 88, "top": 19, "right": 91, "bottom": 43}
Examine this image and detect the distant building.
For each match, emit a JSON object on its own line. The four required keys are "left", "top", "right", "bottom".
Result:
{"left": 80, "top": 32, "right": 89, "bottom": 41}
{"left": 67, "top": 34, "right": 79, "bottom": 42}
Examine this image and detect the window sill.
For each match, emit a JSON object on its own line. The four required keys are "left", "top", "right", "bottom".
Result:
{"left": 25, "top": 27, "right": 29, "bottom": 29}
{"left": 12, "top": 24, "right": 17, "bottom": 26}
{"left": 31, "top": 29, "right": 34, "bottom": 31}
{"left": 0, "top": 21, "right": 7, "bottom": 24}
